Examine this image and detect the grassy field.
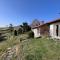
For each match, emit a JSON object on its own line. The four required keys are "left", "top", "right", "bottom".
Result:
{"left": 0, "top": 33, "right": 28, "bottom": 56}
{"left": 0, "top": 33, "right": 20, "bottom": 56}
{"left": 23, "top": 38, "right": 60, "bottom": 60}
{"left": 0, "top": 33, "right": 60, "bottom": 60}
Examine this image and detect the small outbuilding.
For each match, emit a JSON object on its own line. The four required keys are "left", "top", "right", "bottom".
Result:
{"left": 31, "top": 19, "right": 60, "bottom": 39}
{"left": 31, "top": 19, "right": 44, "bottom": 38}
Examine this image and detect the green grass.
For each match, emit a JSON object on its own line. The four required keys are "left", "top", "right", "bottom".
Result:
{"left": 0, "top": 33, "right": 60, "bottom": 60}
{"left": 0, "top": 33, "right": 28, "bottom": 56}
{"left": 23, "top": 38, "right": 60, "bottom": 60}
{"left": 0, "top": 34, "right": 20, "bottom": 56}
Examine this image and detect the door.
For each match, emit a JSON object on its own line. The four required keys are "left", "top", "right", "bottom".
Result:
{"left": 56, "top": 25, "right": 59, "bottom": 36}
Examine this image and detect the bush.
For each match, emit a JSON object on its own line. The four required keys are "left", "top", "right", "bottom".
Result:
{"left": 18, "top": 28, "right": 23, "bottom": 35}
{"left": 28, "top": 31, "right": 34, "bottom": 38}
{"left": 14, "top": 30, "right": 17, "bottom": 36}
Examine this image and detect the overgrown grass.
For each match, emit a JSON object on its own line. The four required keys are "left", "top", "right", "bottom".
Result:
{"left": 23, "top": 38, "right": 60, "bottom": 60}
{"left": 0, "top": 33, "right": 20, "bottom": 56}
{"left": 0, "top": 33, "right": 60, "bottom": 60}
{"left": 0, "top": 33, "right": 28, "bottom": 56}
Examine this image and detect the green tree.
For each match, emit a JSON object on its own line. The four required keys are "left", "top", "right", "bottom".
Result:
{"left": 9, "top": 24, "right": 14, "bottom": 35}
{"left": 23, "top": 22, "right": 31, "bottom": 32}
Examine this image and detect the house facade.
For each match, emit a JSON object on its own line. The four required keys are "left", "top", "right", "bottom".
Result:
{"left": 31, "top": 19, "right": 44, "bottom": 38}
{"left": 31, "top": 19, "right": 60, "bottom": 39}
{"left": 31, "top": 24, "right": 49, "bottom": 38}
{"left": 49, "top": 20, "right": 60, "bottom": 39}
{"left": 32, "top": 27, "right": 41, "bottom": 38}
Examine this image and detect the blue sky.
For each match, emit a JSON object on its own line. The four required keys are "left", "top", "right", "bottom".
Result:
{"left": 0, "top": 0, "right": 60, "bottom": 27}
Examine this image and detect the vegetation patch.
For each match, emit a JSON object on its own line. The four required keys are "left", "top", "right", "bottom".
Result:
{"left": 23, "top": 38, "right": 60, "bottom": 60}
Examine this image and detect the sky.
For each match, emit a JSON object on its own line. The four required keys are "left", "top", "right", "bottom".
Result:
{"left": 0, "top": 0, "right": 60, "bottom": 27}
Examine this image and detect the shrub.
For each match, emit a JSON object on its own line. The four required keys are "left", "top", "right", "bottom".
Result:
{"left": 18, "top": 28, "right": 23, "bottom": 35}
{"left": 28, "top": 31, "right": 34, "bottom": 38}
{"left": 14, "top": 30, "right": 17, "bottom": 36}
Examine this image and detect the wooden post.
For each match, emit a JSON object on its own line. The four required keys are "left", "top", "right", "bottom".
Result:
{"left": 19, "top": 38, "right": 24, "bottom": 60}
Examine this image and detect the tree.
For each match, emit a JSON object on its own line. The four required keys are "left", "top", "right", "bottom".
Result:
{"left": 23, "top": 22, "right": 28, "bottom": 32}
{"left": 20, "top": 25, "right": 23, "bottom": 28}
{"left": 22, "top": 22, "right": 31, "bottom": 32}
{"left": 9, "top": 24, "right": 14, "bottom": 34}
